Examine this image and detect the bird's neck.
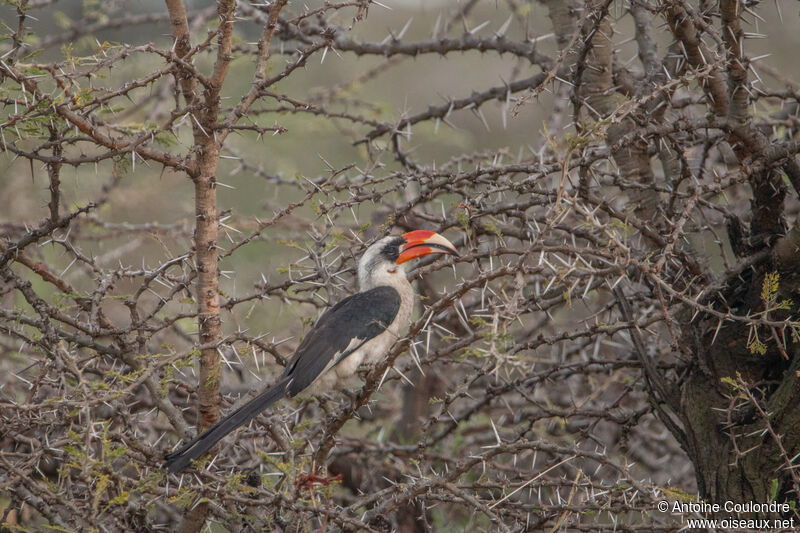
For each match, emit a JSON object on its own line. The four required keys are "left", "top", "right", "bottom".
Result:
{"left": 360, "top": 266, "right": 413, "bottom": 298}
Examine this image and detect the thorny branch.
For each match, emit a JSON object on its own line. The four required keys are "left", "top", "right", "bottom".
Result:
{"left": 1, "top": 0, "right": 799, "bottom": 531}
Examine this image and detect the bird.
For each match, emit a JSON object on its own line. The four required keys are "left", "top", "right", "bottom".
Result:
{"left": 164, "top": 230, "right": 458, "bottom": 473}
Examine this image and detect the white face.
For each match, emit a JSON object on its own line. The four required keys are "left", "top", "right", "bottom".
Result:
{"left": 357, "top": 236, "right": 405, "bottom": 289}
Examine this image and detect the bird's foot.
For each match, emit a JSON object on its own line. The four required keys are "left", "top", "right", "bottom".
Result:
{"left": 340, "top": 387, "right": 364, "bottom": 409}
{"left": 340, "top": 387, "right": 358, "bottom": 402}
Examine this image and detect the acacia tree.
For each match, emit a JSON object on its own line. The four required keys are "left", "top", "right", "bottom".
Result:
{"left": 1, "top": 0, "right": 798, "bottom": 531}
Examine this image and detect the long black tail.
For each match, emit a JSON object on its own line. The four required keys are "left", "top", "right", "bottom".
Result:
{"left": 164, "top": 377, "right": 290, "bottom": 473}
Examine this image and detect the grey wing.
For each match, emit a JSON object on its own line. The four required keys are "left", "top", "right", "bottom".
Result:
{"left": 282, "top": 286, "right": 401, "bottom": 396}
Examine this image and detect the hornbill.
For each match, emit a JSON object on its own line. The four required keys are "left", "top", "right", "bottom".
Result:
{"left": 164, "top": 230, "right": 458, "bottom": 473}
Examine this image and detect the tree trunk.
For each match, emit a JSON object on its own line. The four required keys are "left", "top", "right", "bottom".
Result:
{"left": 194, "top": 146, "right": 222, "bottom": 430}
{"left": 678, "top": 264, "right": 800, "bottom": 518}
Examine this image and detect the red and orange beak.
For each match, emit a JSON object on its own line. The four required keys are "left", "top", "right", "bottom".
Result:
{"left": 396, "top": 230, "right": 459, "bottom": 265}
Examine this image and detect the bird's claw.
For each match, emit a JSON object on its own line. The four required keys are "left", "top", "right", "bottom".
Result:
{"left": 340, "top": 387, "right": 358, "bottom": 404}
